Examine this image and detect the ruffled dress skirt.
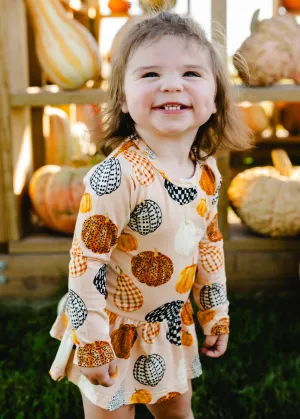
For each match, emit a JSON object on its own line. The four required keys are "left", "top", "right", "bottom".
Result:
{"left": 49, "top": 296, "right": 202, "bottom": 411}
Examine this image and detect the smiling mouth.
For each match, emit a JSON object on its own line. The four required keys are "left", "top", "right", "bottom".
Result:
{"left": 153, "top": 103, "right": 191, "bottom": 111}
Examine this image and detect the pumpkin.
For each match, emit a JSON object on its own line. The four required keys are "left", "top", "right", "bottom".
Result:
{"left": 133, "top": 354, "right": 166, "bottom": 386}
{"left": 181, "top": 330, "right": 193, "bottom": 347}
{"left": 82, "top": 215, "right": 118, "bottom": 253}
{"left": 174, "top": 219, "right": 198, "bottom": 257}
{"left": 108, "top": 0, "right": 131, "bottom": 13}
{"left": 129, "top": 200, "right": 162, "bottom": 236}
{"left": 77, "top": 340, "right": 115, "bottom": 367}
{"left": 131, "top": 249, "right": 174, "bottom": 287}
{"left": 197, "top": 309, "right": 216, "bottom": 326}
{"left": 200, "top": 165, "right": 216, "bottom": 195}
{"left": 114, "top": 266, "right": 144, "bottom": 311}
{"left": 93, "top": 265, "right": 107, "bottom": 295}
{"left": 156, "top": 392, "right": 181, "bottom": 403}
{"left": 164, "top": 179, "right": 197, "bottom": 205}
{"left": 69, "top": 236, "right": 88, "bottom": 277}
{"left": 104, "top": 309, "right": 118, "bottom": 325}
{"left": 233, "top": 11, "right": 300, "bottom": 86}
{"left": 175, "top": 262, "right": 197, "bottom": 294}
{"left": 206, "top": 214, "right": 223, "bottom": 242}
{"left": 199, "top": 284, "right": 227, "bottom": 311}
{"left": 142, "top": 322, "right": 160, "bottom": 344}
{"left": 228, "top": 149, "right": 300, "bottom": 237}
{"left": 111, "top": 324, "right": 137, "bottom": 359}
{"left": 199, "top": 242, "right": 224, "bottom": 274}
{"left": 117, "top": 232, "right": 138, "bottom": 252}
{"left": 130, "top": 389, "right": 152, "bottom": 404}
{"left": 280, "top": 103, "right": 300, "bottom": 135}
{"left": 43, "top": 107, "right": 73, "bottom": 165}
{"left": 180, "top": 300, "right": 194, "bottom": 326}
{"left": 211, "top": 318, "right": 230, "bottom": 335}
{"left": 67, "top": 290, "right": 88, "bottom": 330}
{"left": 196, "top": 198, "right": 208, "bottom": 217}
{"left": 124, "top": 150, "right": 155, "bottom": 186}
{"left": 29, "top": 165, "right": 91, "bottom": 234}
{"left": 282, "top": 0, "right": 300, "bottom": 11}
{"left": 139, "top": 0, "right": 177, "bottom": 11}
{"left": 79, "top": 192, "right": 92, "bottom": 213}
{"left": 24, "top": 0, "right": 101, "bottom": 89}
{"left": 239, "top": 103, "right": 269, "bottom": 134}
{"left": 90, "top": 158, "right": 122, "bottom": 196}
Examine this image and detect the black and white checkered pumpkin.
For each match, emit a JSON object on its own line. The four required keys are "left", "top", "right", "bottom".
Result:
{"left": 133, "top": 354, "right": 166, "bottom": 387}
{"left": 93, "top": 264, "right": 107, "bottom": 295}
{"left": 212, "top": 179, "right": 222, "bottom": 205}
{"left": 90, "top": 157, "right": 121, "bottom": 196}
{"left": 199, "top": 283, "right": 227, "bottom": 311}
{"left": 128, "top": 200, "right": 162, "bottom": 236}
{"left": 145, "top": 301, "right": 184, "bottom": 346}
{"left": 164, "top": 179, "right": 197, "bottom": 205}
{"left": 106, "top": 380, "right": 125, "bottom": 411}
{"left": 66, "top": 289, "right": 88, "bottom": 330}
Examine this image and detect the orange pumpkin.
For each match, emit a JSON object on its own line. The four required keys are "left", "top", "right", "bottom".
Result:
{"left": 117, "top": 232, "right": 138, "bottom": 252}
{"left": 211, "top": 318, "right": 230, "bottom": 335}
{"left": 108, "top": 0, "right": 131, "bottom": 13}
{"left": 124, "top": 150, "right": 155, "bottom": 186}
{"left": 142, "top": 322, "right": 160, "bottom": 344}
{"left": 197, "top": 309, "right": 216, "bottom": 326}
{"left": 82, "top": 214, "right": 118, "bottom": 253}
{"left": 206, "top": 214, "right": 222, "bottom": 242}
{"left": 77, "top": 341, "right": 115, "bottom": 367}
{"left": 196, "top": 198, "right": 207, "bottom": 217}
{"left": 79, "top": 192, "right": 92, "bottom": 213}
{"left": 181, "top": 300, "right": 194, "bottom": 326}
{"left": 176, "top": 262, "right": 197, "bottom": 294}
{"left": 181, "top": 330, "right": 193, "bottom": 346}
{"left": 199, "top": 165, "right": 216, "bottom": 195}
{"left": 131, "top": 249, "right": 174, "bottom": 287}
{"left": 282, "top": 0, "right": 300, "bottom": 11}
{"left": 29, "top": 165, "right": 91, "bottom": 234}
{"left": 114, "top": 266, "right": 144, "bottom": 311}
{"left": 130, "top": 389, "right": 152, "bottom": 404}
{"left": 156, "top": 392, "right": 180, "bottom": 403}
{"left": 104, "top": 309, "right": 118, "bottom": 325}
{"left": 111, "top": 324, "right": 137, "bottom": 359}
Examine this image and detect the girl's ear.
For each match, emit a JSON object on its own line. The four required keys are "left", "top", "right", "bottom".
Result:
{"left": 212, "top": 102, "right": 217, "bottom": 114}
{"left": 121, "top": 97, "right": 129, "bottom": 113}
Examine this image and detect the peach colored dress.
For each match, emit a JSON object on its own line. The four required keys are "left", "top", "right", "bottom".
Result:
{"left": 49, "top": 135, "right": 229, "bottom": 410}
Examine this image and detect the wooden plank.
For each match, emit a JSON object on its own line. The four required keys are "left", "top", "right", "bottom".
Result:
{"left": 211, "top": 0, "right": 227, "bottom": 47}
{"left": 9, "top": 235, "right": 72, "bottom": 254}
{"left": 10, "top": 87, "right": 107, "bottom": 107}
{"left": 234, "top": 84, "right": 300, "bottom": 102}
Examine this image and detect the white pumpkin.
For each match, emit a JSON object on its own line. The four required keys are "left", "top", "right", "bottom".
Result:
{"left": 174, "top": 219, "right": 198, "bottom": 257}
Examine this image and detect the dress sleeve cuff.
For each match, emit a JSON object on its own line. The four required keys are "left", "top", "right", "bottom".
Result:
{"left": 197, "top": 310, "right": 230, "bottom": 335}
{"left": 76, "top": 340, "right": 115, "bottom": 367}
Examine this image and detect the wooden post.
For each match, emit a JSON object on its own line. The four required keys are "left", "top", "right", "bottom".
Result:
{"left": 211, "top": 0, "right": 230, "bottom": 240}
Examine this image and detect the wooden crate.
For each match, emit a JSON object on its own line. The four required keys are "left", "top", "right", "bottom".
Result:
{"left": 0, "top": 0, "right": 299, "bottom": 299}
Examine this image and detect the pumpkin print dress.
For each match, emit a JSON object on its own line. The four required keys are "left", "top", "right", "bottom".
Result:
{"left": 49, "top": 135, "right": 230, "bottom": 410}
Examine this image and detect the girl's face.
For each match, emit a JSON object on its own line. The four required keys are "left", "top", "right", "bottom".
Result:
{"left": 121, "top": 35, "right": 217, "bottom": 139}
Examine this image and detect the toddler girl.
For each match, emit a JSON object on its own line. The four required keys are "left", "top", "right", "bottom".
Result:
{"left": 49, "top": 11, "right": 251, "bottom": 419}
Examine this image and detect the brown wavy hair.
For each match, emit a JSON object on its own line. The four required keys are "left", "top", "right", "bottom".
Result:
{"left": 99, "top": 11, "right": 252, "bottom": 159}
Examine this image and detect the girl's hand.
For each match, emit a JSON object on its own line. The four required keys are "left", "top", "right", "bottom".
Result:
{"left": 200, "top": 334, "right": 229, "bottom": 358}
{"left": 79, "top": 359, "right": 117, "bottom": 387}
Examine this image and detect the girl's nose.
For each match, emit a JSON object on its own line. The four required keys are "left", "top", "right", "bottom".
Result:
{"left": 160, "top": 75, "right": 184, "bottom": 92}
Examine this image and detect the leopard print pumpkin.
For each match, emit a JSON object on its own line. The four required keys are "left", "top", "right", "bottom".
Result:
{"left": 206, "top": 213, "right": 222, "bottom": 242}
{"left": 211, "top": 317, "right": 230, "bottom": 335}
{"left": 82, "top": 214, "right": 118, "bottom": 253}
{"left": 77, "top": 340, "right": 114, "bottom": 367}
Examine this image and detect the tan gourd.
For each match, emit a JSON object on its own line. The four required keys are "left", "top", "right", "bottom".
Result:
{"left": 239, "top": 103, "right": 269, "bottom": 134}
{"left": 228, "top": 149, "right": 300, "bottom": 237}
{"left": 25, "top": 0, "right": 101, "bottom": 89}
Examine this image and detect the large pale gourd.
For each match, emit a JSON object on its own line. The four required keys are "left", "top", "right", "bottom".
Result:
{"left": 228, "top": 150, "right": 300, "bottom": 237}
{"left": 233, "top": 10, "right": 300, "bottom": 86}
{"left": 29, "top": 165, "right": 91, "bottom": 234}
{"left": 25, "top": 0, "right": 101, "bottom": 89}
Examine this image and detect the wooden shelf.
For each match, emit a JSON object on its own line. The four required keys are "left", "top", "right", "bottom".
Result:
{"left": 10, "top": 84, "right": 300, "bottom": 107}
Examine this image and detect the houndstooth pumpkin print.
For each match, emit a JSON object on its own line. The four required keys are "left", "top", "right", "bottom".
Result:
{"left": 164, "top": 179, "right": 197, "bottom": 205}
{"left": 212, "top": 178, "right": 222, "bottom": 205}
{"left": 199, "top": 243, "right": 224, "bottom": 274}
{"left": 93, "top": 264, "right": 107, "bottom": 295}
{"left": 145, "top": 301, "right": 184, "bottom": 346}
{"left": 90, "top": 158, "right": 121, "bottom": 196}
{"left": 133, "top": 354, "right": 166, "bottom": 387}
{"left": 67, "top": 290, "right": 88, "bottom": 330}
{"left": 106, "top": 380, "right": 125, "bottom": 411}
{"left": 128, "top": 200, "right": 162, "bottom": 236}
{"left": 199, "top": 283, "right": 227, "bottom": 311}
{"left": 190, "top": 355, "right": 202, "bottom": 377}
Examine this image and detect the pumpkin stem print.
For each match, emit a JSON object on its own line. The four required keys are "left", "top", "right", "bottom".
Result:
{"left": 82, "top": 214, "right": 118, "bottom": 253}
{"left": 114, "top": 266, "right": 144, "bottom": 312}
{"left": 131, "top": 249, "right": 174, "bottom": 287}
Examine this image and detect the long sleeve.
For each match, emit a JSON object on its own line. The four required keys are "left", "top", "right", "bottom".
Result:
{"left": 192, "top": 156, "right": 230, "bottom": 336}
{"left": 67, "top": 156, "right": 135, "bottom": 367}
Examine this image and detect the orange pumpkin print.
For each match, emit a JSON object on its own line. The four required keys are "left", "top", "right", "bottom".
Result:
{"left": 199, "top": 165, "right": 216, "bottom": 195}
{"left": 113, "top": 140, "right": 137, "bottom": 158}
{"left": 197, "top": 309, "right": 216, "bottom": 326}
{"left": 131, "top": 249, "right": 174, "bottom": 287}
{"left": 142, "top": 322, "right": 160, "bottom": 344}
{"left": 114, "top": 266, "right": 144, "bottom": 311}
{"left": 111, "top": 324, "right": 138, "bottom": 359}
{"left": 117, "top": 232, "right": 138, "bottom": 252}
{"left": 82, "top": 214, "right": 118, "bottom": 253}
{"left": 104, "top": 309, "right": 118, "bottom": 325}
{"left": 176, "top": 262, "right": 197, "bottom": 294}
{"left": 199, "top": 242, "right": 224, "bottom": 273}
{"left": 181, "top": 300, "right": 194, "bottom": 326}
{"left": 124, "top": 150, "right": 155, "bottom": 186}
{"left": 182, "top": 330, "right": 194, "bottom": 346}
{"left": 130, "top": 389, "right": 152, "bottom": 404}
{"left": 77, "top": 341, "right": 114, "bottom": 367}
{"left": 69, "top": 236, "right": 88, "bottom": 277}
{"left": 206, "top": 213, "right": 222, "bottom": 242}
{"left": 196, "top": 198, "right": 207, "bottom": 217}
{"left": 79, "top": 192, "right": 92, "bottom": 213}
{"left": 156, "top": 392, "right": 181, "bottom": 403}
{"left": 211, "top": 317, "right": 230, "bottom": 335}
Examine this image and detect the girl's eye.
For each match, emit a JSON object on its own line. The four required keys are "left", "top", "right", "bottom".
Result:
{"left": 184, "top": 71, "right": 201, "bottom": 77}
{"left": 142, "top": 72, "right": 159, "bottom": 78}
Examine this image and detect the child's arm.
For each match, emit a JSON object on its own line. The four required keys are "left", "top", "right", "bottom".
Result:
{"left": 67, "top": 158, "right": 134, "bottom": 378}
{"left": 192, "top": 156, "right": 229, "bottom": 357}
